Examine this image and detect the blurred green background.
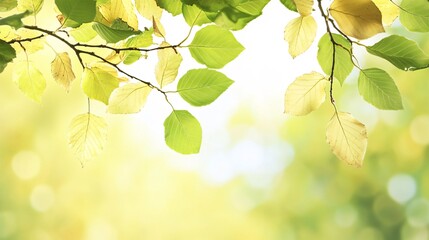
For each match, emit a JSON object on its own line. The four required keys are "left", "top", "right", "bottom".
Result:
{"left": 1, "top": 1, "right": 429, "bottom": 240}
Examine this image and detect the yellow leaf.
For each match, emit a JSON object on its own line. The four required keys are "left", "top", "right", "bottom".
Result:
{"left": 13, "top": 29, "right": 45, "bottom": 53}
{"left": 135, "top": 0, "right": 162, "bottom": 20}
{"left": 152, "top": 16, "right": 166, "bottom": 38}
{"left": 284, "top": 15, "right": 317, "bottom": 58}
{"left": 329, "top": 0, "right": 384, "bottom": 39}
{"left": 17, "top": 0, "right": 43, "bottom": 14}
{"left": 99, "top": 0, "right": 139, "bottom": 30}
{"left": 108, "top": 83, "right": 152, "bottom": 114}
{"left": 372, "top": 0, "right": 399, "bottom": 25}
{"left": 13, "top": 61, "right": 46, "bottom": 103}
{"left": 326, "top": 112, "right": 368, "bottom": 167}
{"left": 81, "top": 67, "right": 120, "bottom": 105}
{"left": 0, "top": 26, "right": 17, "bottom": 42}
{"left": 51, "top": 52, "right": 75, "bottom": 92}
{"left": 295, "top": 0, "right": 314, "bottom": 16}
{"left": 68, "top": 113, "right": 108, "bottom": 164}
{"left": 284, "top": 71, "right": 328, "bottom": 116}
{"left": 155, "top": 42, "right": 183, "bottom": 88}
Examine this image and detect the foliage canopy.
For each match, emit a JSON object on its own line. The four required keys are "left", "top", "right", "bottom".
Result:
{"left": 1, "top": 0, "right": 429, "bottom": 166}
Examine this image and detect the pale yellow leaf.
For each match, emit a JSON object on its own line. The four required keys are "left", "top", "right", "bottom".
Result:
{"left": 81, "top": 67, "right": 120, "bottom": 105}
{"left": 284, "top": 71, "right": 328, "bottom": 116}
{"left": 284, "top": 15, "right": 317, "bottom": 58}
{"left": 14, "top": 29, "right": 45, "bottom": 53}
{"left": 51, "top": 52, "right": 75, "bottom": 92}
{"left": 108, "top": 82, "right": 152, "bottom": 114}
{"left": 99, "top": 0, "right": 139, "bottom": 30}
{"left": 155, "top": 41, "right": 183, "bottom": 88}
{"left": 69, "top": 23, "right": 97, "bottom": 42}
{"left": 0, "top": 26, "right": 17, "bottom": 42}
{"left": 68, "top": 113, "right": 108, "bottom": 164}
{"left": 17, "top": 0, "right": 43, "bottom": 14}
{"left": 295, "top": 0, "right": 314, "bottom": 16}
{"left": 326, "top": 112, "right": 368, "bottom": 167}
{"left": 152, "top": 16, "right": 166, "bottom": 38}
{"left": 135, "top": 0, "right": 162, "bottom": 20}
{"left": 329, "top": 0, "right": 384, "bottom": 39}
{"left": 13, "top": 61, "right": 46, "bottom": 103}
{"left": 372, "top": 0, "right": 399, "bottom": 25}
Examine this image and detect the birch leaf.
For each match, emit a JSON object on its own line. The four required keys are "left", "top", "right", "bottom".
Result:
{"left": 135, "top": 0, "right": 162, "bottom": 20}
{"left": 329, "top": 0, "right": 384, "bottom": 39}
{"left": 164, "top": 110, "right": 202, "bottom": 154}
{"left": 68, "top": 113, "right": 108, "bottom": 164}
{"left": 295, "top": 0, "right": 313, "bottom": 16}
{"left": 51, "top": 52, "right": 75, "bottom": 92}
{"left": 326, "top": 112, "right": 368, "bottom": 167}
{"left": 17, "top": 0, "right": 43, "bottom": 14}
{"left": 156, "top": 42, "right": 183, "bottom": 88}
{"left": 98, "top": 0, "right": 138, "bottom": 30}
{"left": 13, "top": 61, "right": 46, "bottom": 102}
{"left": 81, "top": 67, "right": 120, "bottom": 105}
{"left": 284, "top": 71, "right": 328, "bottom": 116}
{"left": 372, "top": 0, "right": 399, "bottom": 25}
{"left": 284, "top": 15, "right": 317, "bottom": 58}
{"left": 108, "top": 83, "right": 152, "bottom": 114}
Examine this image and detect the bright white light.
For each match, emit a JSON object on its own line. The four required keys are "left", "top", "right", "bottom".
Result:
{"left": 388, "top": 174, "right": 416, "bottom": 204}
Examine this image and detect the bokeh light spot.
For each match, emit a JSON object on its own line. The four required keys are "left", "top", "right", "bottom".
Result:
{"left": 406, "top": 198, "right": 429, "bottom": 228}
{"left": 30, "top": 185, "right": 55, "bottom": 212}
{"left": 11, "top": 150, "right": 41, "bottom": 180}
{"left": 410, "top": 115, "right": 429, "bottom": 145}
{"left": 388, "top": 174, "right": 416, "bottom": 204}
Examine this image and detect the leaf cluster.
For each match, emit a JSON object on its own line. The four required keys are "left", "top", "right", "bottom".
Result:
{"left": 0, "top": 0, "right": 428, "bottom": 167}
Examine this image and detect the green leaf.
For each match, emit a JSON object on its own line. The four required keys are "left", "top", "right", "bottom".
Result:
{"left": 69, "top": 23, "right": 97, "bottom": 42}
{"left": 181, "top": 0, "right": 228, "bottom": 12}
{"left": 55, "top": 0, "right": 96, "bottom": 26}
{"left": 17, "top": 0, "right": 43, "bottom": 14}
{"left": 177, "top": 69, "right": 233, "bottom": 106}
{"left": 358, "top": 68, "right": 403, "bottom": 110}
{"left": 182, "top": 4, "right": 211, "bottom": 26}
{"left": 317, "top": 33, "right": 353, "bottom": 85}
{"left": 284, "top": 72, "right": 328, "bottom": 116}
{"left": 125, "top": 29, "right": 153, "bottom": 47}
{"left": 0, "top": 11, "right": 30, "bottom": 29}
{"left": 189, "top": 25, "right": 244, "bottom": 68}
{"left": 108, "top": 83, "right": 152, "bottom": 114}
{"left": 156, "top": 42, "right": 183, "bottom": 88}
{"left": 399, "top": 0, "right": 429, "bottom": 32}
{"left": 81, "top": 67, "right": 120, "bottom": 105}
{"left": 120, "top": 29, "right": 153, "bottom": 64}
{"left": 92, "top": 22, "right": 140, "bottom": 43}
{"left": 0, "top": 0, "right": 17, "bottom": 12}
{"left": 164, "top": 110, "right": 202, "bottom": 154}
{"left": 280, "top": 0, "right": 297, "bottom": 12}
{"left": 13, "top": 61, "right": 46, "bottom": 102}
{"left": 156, "top": 0, "right": 182, "bottom": 16}
{"left": 367, "top": 35, "right": 429, "bottom": 71}
{"left": 326, "top": 112, "right": 367, "bottom": 167}
{"left": 233, "top": 0, "right": 270, "bottom": 16}
{"left": 68, "top": 113, "right": 107, "bottom": 164}
{"left": 0, "top": 39, "right": 16, "bottom": 73}
{"left": 205, "top": 5, "right": 260, "bottom": 30}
